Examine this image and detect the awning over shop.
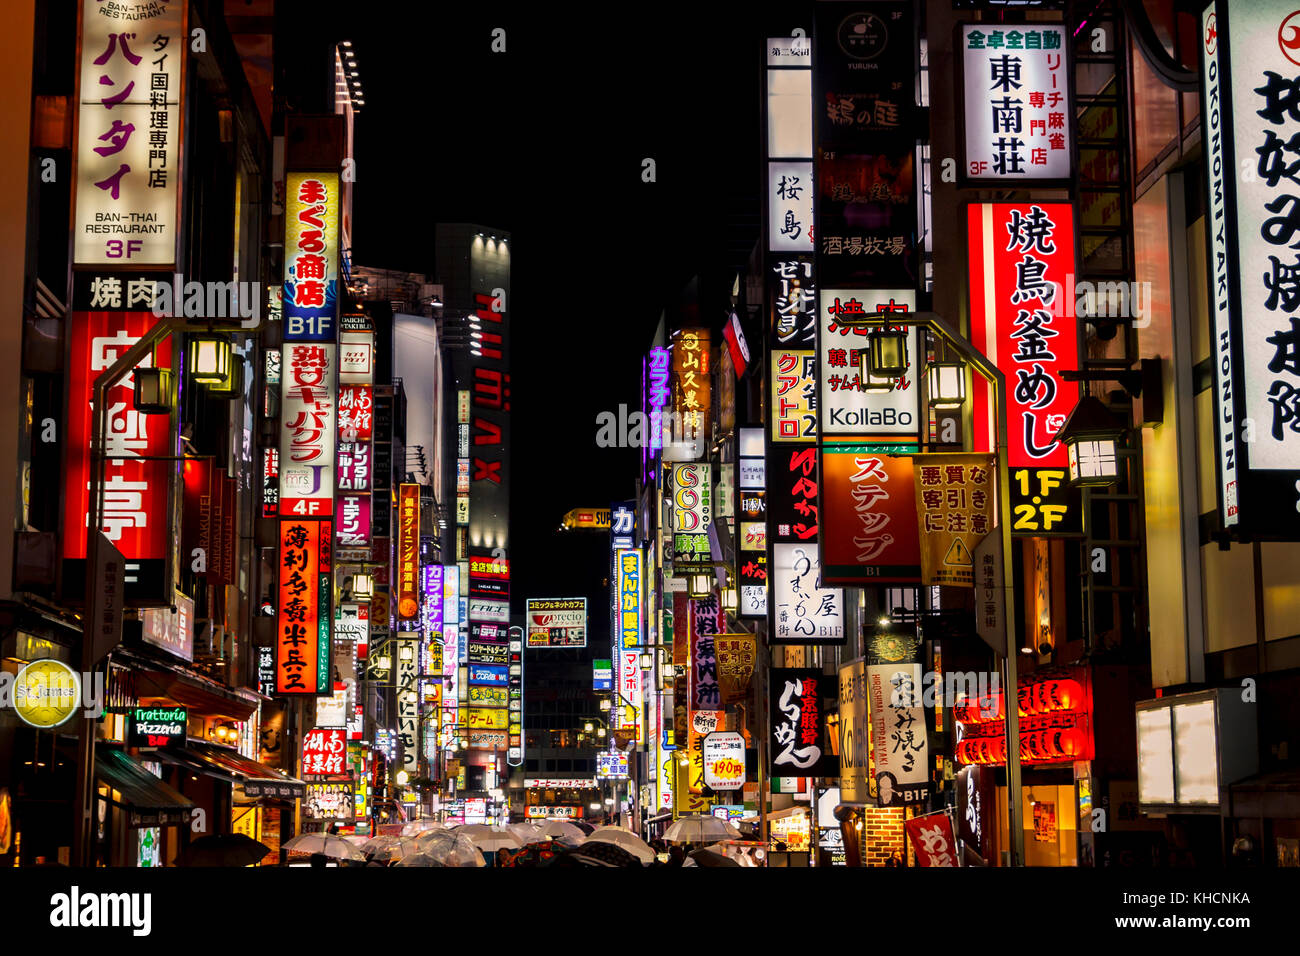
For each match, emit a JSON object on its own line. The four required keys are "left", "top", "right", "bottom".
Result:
{"left": 96, "top": 748, "right": 194, "bottom": 828}
{"left": 115, "top": 646, "right": 259, "bottom": 721}
{"left": 157, "top": 742, "right": 305, "bottom": 799}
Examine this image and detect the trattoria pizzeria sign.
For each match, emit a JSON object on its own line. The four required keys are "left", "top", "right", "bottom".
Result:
{"left": 1199, "top": 1, "right": 1300, "bottom": 538}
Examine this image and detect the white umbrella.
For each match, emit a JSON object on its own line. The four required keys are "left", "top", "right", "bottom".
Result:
{"left": 506, "top": 822, "right": 549, "bottom": 845}
{"left": 663, "top": 815, "right": 742, "bottom": 844}
{"left": 282, "top": 833, "right": 367, "bottom": 861}
{"left": 583, "top": 825, "right": 655, "bottom": 863}
{"left": 401, "top": 819, "right": 446, "bottom": 837}
{"left": 463, "top": 827, "right": 525, "bottom": 853}
{"left": 538, "top": 820, "right": 586, "bottom": 841}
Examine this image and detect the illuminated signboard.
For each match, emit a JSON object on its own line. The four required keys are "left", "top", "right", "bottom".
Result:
{"left": 818, "top": 289, "right": 920, "bottom": 439}
{"left": 772, "top": 543, "right": 845, "bottom": 643}
{"left": 467, "top": 664, "right": 508, "bottom": 686}
{"left": 336, "top": 494, "right": 370, "bottom": 550}
{"left": 126, "top": 707, "right": 187, "bottom": 748}
{"left": 279, "top": 342, "right": 337, "bottom": 516}
{"left": 597, "top": 751, "right": 630, "bottom": 779}
{"left": 703, "top": 731, "right": 746, "bottom": 791}
{"left": 968, "top": 203, "right": 1079, "bottom": 468}
{"left": 771, "top": 349, "right": 817, "bottom": 441}
{"left": 617, "top": 649, "right": 644, "bottom": 743}
{"left": 63, "top": 307, "right": 173, "bottom": 572}
{"left": 647, "top": 346, "right": 671, "bottom": 456}
{"left": 525, "top": 598, "right": 587, "bottom": 648}
{"left": 73, "top": 0, "right": 185, "bottom": 266}
{"left": 1197, "top": 1, "right": 1300, "bottom": 537}
{"left": 283, "top": 172, "right": 340, "bottom": 343}
{"left": 959, "top": 24, "right": 1072, "bottom": 184}
{"left": 769, "top": 162, "right": 813, "bottom": 254}
{"left": 301, "top": 728, "right": 347, "bottom": 777}
{"left": 617, "top": 552, "right": 642, "bottom": 650}
{"left": 276, "top": 519, "right": 332, "bottom": 694}
{"left": 339, "top": 313, "right": 374, "bottom": 385}
{"left": 397, "top": 639, "right": 419, "bottom": 773}
{"left": 423, "top": 564, "right": 444, "bottom": 636}
{"left": 670, "top": 329, "right": 711, "bottom": 457}
{"left": 338, "top": 385, "right": 373, "bottom": 442}
{"left": 821, "top": 449, "right": 920, "bottom": 585}
{"left": 671, "top": 464, "right": 712, "bottom": 567}
{"left": 593, "top": 658, "right": 613, "bottom": 691}
{"left": 396, "top": 485, "right": 420, "bottom": 620}
{"left": 1008, "top": 467, "right": 1082, "bottom": 536}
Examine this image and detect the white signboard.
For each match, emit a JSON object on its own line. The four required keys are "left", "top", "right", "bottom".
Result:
{"left": 961, "top": 24, "right": 1071, "bottom": 182}
{"left": 768, "top": 161, "right": 814, "bottom": 253}
{"left": 772, "top": 543, "right": 844, "bottom": 642}
{"left": 315, "top": 687, "right": 348, "bottom": 729}
{"left": 818, "top": 289, "right": 919, "bottom": 436}
{"left": 703, "top": 731, "right": 747, "bottom": 791}
{"left": 74, "top": 0, "right": 184, "bottom": 265}
{"left": 1221, "top": 2, "right": 1300, "bottom": 475}
{"left": 468, "top": 598, "right": 510, "bottom": 623}
{"left": 867, "top": 662, "right": 929, "bottom": 804}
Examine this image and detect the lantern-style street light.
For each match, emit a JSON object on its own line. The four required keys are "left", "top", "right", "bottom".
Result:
{"left": 926, "top": 360, "right": 967, "bottom": 409}
{"left": 187, "top": 333, "right": 233, "bottom": 385}
{"left": 1057, "top": 396, "right": 1124, "bottom": 487}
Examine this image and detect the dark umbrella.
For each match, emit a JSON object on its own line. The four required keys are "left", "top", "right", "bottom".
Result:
{"left": 572, "top": 821, "right": 596, "bottom": 836}
{"left": 569, "top": 840, "right": 644, "bottom": 867}
{"left": 177, "top": 833, "right": 272, "bottom": 867}
{"left": 689, "top": 848, "right": 741, "bottom": 867}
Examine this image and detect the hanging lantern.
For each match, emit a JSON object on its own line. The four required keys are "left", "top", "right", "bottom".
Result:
{"left": 187, "top": 334, "right": 232, "bottom": 385}
{"left": 688, "top": 572, "right": 712, "bottom": 598}
{"left": 1056, "top": 396, "right": 1124, "bottom": 487}
{"left": 133, "top": 366, "right": 174, "bottom": 415}
{"left": 353, "top": 572, "right": 374, "bottom": 600}
{"left": 868, "top": 327, "right": 909, "bottom": 377}
{"left": 858, "top": 350, "right": 896, "bottom": 392}
{"left": 925, "top": 361, "right": 967, "bottom": 409}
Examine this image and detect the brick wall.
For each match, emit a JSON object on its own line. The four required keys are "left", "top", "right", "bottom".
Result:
{"left": 861, "top": 806, "right": 907, "bottom": 866}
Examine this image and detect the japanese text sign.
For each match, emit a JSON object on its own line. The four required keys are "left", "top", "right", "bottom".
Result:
{"left": 821, "top": 450, "right": 920, "bottom": 584}
{"left": 283, "top": 172, "right": 340, "bottom": 342}
{"left": 276, "top": 519, "right": 332, "bottom": 695}
{"left": 279, "top": 343, "right": 337, "bottom": 515}
{"left": 961, "top": 24, "right": 1071, "bottom": 182}
{"left": 74, "top": 0, "right": 185, "bottom": 266}
{"left": 968, "top": 203, "right": 1079, "bottom": 467}
{"left": 819, "top": 289, "right": 920, "bottom": 438}
{"left": 914, "top": 454, "right": 997, "bottom": 586}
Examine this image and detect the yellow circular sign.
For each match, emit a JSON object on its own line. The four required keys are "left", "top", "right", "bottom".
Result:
{"left": 12, "top": 659, "right": 81, "bottom": 729}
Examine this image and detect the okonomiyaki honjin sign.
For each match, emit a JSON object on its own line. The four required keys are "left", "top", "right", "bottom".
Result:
{"left": 1199, "top": 0, "right": 1300, "bottom": 538}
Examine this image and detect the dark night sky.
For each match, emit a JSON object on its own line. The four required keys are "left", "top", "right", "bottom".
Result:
{"left": 325, "top": 3, "right": 810, "bottom": 617}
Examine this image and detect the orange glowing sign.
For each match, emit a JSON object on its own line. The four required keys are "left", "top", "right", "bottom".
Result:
{"left": 397, "top": 485, "right": 420, "bottom": 620}
{"left": 276, "top": 519, "right": 332, "bottom": 695}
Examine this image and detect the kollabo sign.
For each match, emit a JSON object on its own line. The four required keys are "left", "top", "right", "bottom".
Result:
{"left": 1199, "top": 1, "right": 1300, "bottom": 538}
{"left": 818, "top": 290, "right": 920, "bottom": 438}
{"left": 702, "top": 731, "right": 746, "bottom": 791}
{"left": 127, "top": 706, "right": 187, "bottom": 747}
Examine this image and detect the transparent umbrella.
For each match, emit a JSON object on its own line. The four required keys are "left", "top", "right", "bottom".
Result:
{"left": 401, "top": 819, "right": 446, "bottom": 837}
{"left": 663, "top": 815, "right": 742, "bottom": 844}
{"left": 281, "top": 833, "right": 367, "bottom": 862}
{"left": 506, "top": 822, "right": 549, "bottom": 845}
{"left": 463, "top": 827, "right": 525, "bottom": 853}
{"left": 403, "top": 830, "right": 485, "bottom": 867}
{"left": 361, "top": 835, "right": 420, "bottom": 863}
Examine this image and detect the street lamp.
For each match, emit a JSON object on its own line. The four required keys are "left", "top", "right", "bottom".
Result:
{"left": 638, "top": 651, "right": 652, "bottom": 670}
{"left": 133, "top": 364, "right": 173, "bottom": 415}
{"left": 598, "top": 697, "right": 611, "bottom": 712}
{"left": 205, "top": 360, "right": 245, "bottom": 398}
{"left": 926, "top": 361, "right": 967, "bottom": 408}
{"left": 1057, "top": 396, "right": 1123, "bottom": 487}
{"left": 353, "top": 572, "right": 374, "bottom": 599}
{"left": 868, "top": 327, "right": 909, "bottom": 376}
{"left": 688, "top": 572, "right": 712, "bottom": 598}
{"left": 833, "top": 308, "right": 1025, "bottom": 866}
{"left": 186, "top": 333, "right": 232, "bottom": 385}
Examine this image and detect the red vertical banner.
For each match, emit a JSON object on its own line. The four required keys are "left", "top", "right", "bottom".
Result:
{"left": 968, "top": 203, "right": 1078, "bottom": 467}
{"left": 276, "top": 518, "right": 332, "bottom": 695}
{"left": 905, "top": 812, "right": 960, "bottom": 867}
{"left": 181, "top": 457, "right": 212, "bottom": 568}
{"left": 396, "top": 484, "right": 420, "bottom": 621}
{"left": 64, "top": 311, "right": 173, "bottom": 561}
